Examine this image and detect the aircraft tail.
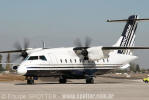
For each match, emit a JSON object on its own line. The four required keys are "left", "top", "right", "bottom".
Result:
{"left": 113, "top": 15, "right": 138, "bottom": 55}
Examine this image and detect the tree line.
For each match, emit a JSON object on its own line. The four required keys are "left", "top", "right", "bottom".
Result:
{"left": 0, "top": 54, "right": 12, "bottom": 72}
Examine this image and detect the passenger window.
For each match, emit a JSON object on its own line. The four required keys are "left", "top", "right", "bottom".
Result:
{"left": 107, "top": 58, "right": 109, "bottom": 62}
{"left": 103, "top": 59, "right": 105, "bottom": 62}
{"left": 65, "top": 59, "right": 67, "bottom": 63}
{"left": 74, "top": 59, "right": 76, "bottom": 63}
{"left": 28, "top": 56, "right": 38, "bottom": 60}
{"left": 25, "top": 56, "right": 29, "bottom": 61}
{"left": 39, "top": 56, "right": 47, "bottom": 61}
{"left": 80, "top": 59, "right": 82, "bottom": 63}
{"left": 60, "top": 59, "right": 62, "bottom": 63}
{"left": 70, "top": 59, "right": 72, "bottom": 63}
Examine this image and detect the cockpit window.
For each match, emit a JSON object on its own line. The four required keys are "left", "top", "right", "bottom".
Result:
{"left": 39, "top": 56, "right": 47, "bottom": 61}
{"left": 24, "top": 56, "right": 29, "bottom": 61}
{"left": 28, "top": 56, "right": 38, "bottom": 60}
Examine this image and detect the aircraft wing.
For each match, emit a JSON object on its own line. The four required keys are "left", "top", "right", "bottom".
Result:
{"left": 0, "top": 46, "right": 149, "bottom": 53}
{"left": 73, "top": 46, "right": 149, "bottom": 61}
{"left": 102, "top": 46, "right": 149, "bottom": 50}
{"left": 0, "top": 63, "right": 19, "bottom": 65}
{"left": 0, "top": 50, "right": 23, "bottom": 53}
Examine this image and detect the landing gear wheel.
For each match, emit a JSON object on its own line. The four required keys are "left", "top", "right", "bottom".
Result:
{"left": 59, "top": 76, "right": 67, "bottom": 83}
{"left": 86, "top": 78, "right": 94, "bottom": 84}
{"left": 27, "top": 79, "right": 34, "bottom": 84}
{"left": 26, "top": 77, "right": 34, "bottom": 85}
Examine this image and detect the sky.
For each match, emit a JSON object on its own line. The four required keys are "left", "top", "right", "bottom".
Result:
{"left": 0, "top": 0, "right": 149, "bottom": 68}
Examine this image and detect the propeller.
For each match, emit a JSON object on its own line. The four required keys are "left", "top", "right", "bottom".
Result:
{"left": 73, "top": 37, "right": 92, "bottom": 60}
{"left": 12, "top": 39, "right": 30, "bottom": 60}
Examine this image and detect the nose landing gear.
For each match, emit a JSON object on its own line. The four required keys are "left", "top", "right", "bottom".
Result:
{"left": 26, "top": 76, "right": 38, "bottom": 85}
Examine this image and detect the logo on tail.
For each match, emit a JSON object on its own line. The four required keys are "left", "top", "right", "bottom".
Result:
{"left": 118, "top": 15, "right": 138, "bottom": 54}
{"left": 107, "top": 15, "right": 149, "bottom": 55}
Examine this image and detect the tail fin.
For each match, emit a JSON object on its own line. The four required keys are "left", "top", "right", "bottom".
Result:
{"left": 114, "top": 15, "right": 138, "bottom": 55}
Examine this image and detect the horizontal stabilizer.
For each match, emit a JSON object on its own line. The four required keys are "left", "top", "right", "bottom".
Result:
{"left": 107, "top": 18, "right": 149, "bottom": 22}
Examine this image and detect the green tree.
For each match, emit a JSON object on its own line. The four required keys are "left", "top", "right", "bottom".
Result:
{"left": 0, "top": 54, "right": 4, "bottom": 71}
{"left": 129, "top": 62, "right": 136, "bottom": 72}
{"left": 5, "top": 53, "right": 11, "bottom": 71}
{"left": 136, "top": 64, "right": 140, "bottom": 72}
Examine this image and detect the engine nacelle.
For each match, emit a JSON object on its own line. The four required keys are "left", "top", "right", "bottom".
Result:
{"left": 87, "top": 46, "right": 108, "bottom": 60}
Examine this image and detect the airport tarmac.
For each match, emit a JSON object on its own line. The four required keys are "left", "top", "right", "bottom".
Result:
{"left": 0, "top": 77, "right": 148, "bottom": 100}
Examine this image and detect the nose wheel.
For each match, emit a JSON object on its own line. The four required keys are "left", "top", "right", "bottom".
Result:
{"left": 86, "top": 77, "right": 94, "bottom": 84}
{"left": 26, "top": 77, "right": 37, "bottom": 85}
{"left": 59, "top": 76, "right": 67, "bottom": 83}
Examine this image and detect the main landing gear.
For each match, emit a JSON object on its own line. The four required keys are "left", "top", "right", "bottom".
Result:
{"left": 86, "top": 77, "right": 94, "bottom": 84}
{"left": 59, "top": 76, "right": 67, "bottom": 83}
{"left": 58, "top": 75, "right": 94, "bottom": 84}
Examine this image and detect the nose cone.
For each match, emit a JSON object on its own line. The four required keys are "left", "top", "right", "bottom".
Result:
{"left": 17, "top": 66, "right": 27, "bottom": 75}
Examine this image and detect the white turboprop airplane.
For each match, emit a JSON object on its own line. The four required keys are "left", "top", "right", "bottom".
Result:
{"left": 0, "top": 15, "right": 149, "bottom": 84}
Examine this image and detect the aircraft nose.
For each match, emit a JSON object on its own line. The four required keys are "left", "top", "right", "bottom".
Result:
{"left": 17, "top": 66, "right": 27, "bottom": 75}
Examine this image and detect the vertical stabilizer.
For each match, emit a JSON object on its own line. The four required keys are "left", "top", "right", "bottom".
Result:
{"left": 114, "top": 15, "right": 138, "bottom": 55}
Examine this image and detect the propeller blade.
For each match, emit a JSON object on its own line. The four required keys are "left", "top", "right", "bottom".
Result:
{"left": 14, "top": 42, "right": 22, "bottom": 50}
{"left": 74, "top": 38, "right": 82, "bottom": 47}
{"left": 24, "top": 38, "right": 30, "bottom": 49}
{"left": 0, "top": 38, "right": 31, "bottom": 61}
{"left": 85, "top": 37, "right": 91, "bottom": 47}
